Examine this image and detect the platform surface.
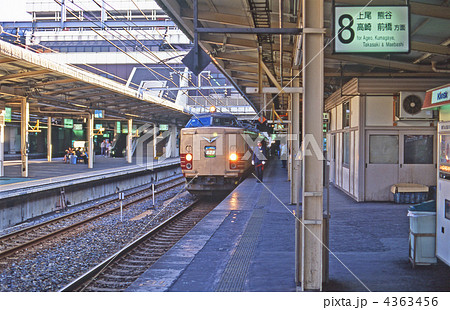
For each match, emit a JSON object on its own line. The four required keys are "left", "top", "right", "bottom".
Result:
{"left": 0, "top": 156, "right": 180, "bottom": 197}
{"left": 126, "top": 161, "right": 450, "bottom": 292}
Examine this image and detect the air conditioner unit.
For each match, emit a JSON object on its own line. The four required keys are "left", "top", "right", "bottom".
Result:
{"left": 398, "top": 91, "right": 434, "bottom": 119}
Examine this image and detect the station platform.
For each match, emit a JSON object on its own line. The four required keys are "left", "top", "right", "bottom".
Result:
{"left": 0, "top": 156, "right": 181, "bottom": 230}
{"left": 0, "top": 156, "right": 180, "bottom": 197}
{"left": 126, "top": 161, "right": 450, "bottom": 292}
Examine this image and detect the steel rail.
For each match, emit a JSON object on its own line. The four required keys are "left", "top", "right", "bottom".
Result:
{"left": 59, "top": 199, "right": 202, "bottom": 292}
{"left": 0, "top": 176, "right": 185, "bottom": 260}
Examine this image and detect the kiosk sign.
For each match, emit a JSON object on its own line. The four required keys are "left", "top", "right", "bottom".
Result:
{"left": 334, "top": 5, "right": 409, "bottom": 53}
{"left": 432, "top": 86, "right": 450, "bottom": 105}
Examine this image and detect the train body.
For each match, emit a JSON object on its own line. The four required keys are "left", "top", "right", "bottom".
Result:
{"left": 180, "top": 112, "right": 257, "bottom": 196}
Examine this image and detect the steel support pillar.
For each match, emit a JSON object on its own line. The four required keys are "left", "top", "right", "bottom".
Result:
{"left": 126, "top": 119, "right": 132, "bottom": 164}
{"left": 21, "top": 98, "right": 29, "bottom": 177}
{"left": 300, "top": 0, "right": 324, "bottom": 291}
{"left": 166, "top": 125, "right": 178, "bottom": 159}
{"left": 87, "top": 113, "right": 94, "bottom": 169}
{"left": 287, "top": 96, "right": 292, "bottom": 182}
{"left": 291, "top": 69, "right": 300, "bottom": 205}
{"left": 9, "top": 127, "right": 16, "bottom": 154}
{"left": 47, "top": 117, "right": 52, "bottom": 162}
{"left": 0, "top": 110, "right": 4, "bottom": 177}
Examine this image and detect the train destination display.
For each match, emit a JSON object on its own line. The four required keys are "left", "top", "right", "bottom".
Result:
{"left": 334, "top": 5, "right": 409, "bottom": 53}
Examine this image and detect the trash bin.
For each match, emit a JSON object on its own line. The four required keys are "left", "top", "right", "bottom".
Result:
{"left": 408, "top": 200, "right": 437, "bottom": 267}
{"left": 70, "top": 155, "right": 77, "bottom": 165}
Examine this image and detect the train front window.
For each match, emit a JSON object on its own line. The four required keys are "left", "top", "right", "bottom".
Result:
{"left": 212, "top": 117, "right": 237, "bottom": 127}
{"left": 186, "top": 117, "right": 211, "bottom": 128}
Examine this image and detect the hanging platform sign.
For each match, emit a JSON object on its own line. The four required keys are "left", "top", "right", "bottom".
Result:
{"left": 333, "top": 5, "right": 410, "bottom": 53}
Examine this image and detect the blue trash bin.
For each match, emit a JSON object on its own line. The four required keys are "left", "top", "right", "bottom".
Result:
{"left": 70, "top": 155, "right": 77, "bottom": 165}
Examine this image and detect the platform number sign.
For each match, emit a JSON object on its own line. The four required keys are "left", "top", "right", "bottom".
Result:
{"left": 334, "top": 5, "right": 410, "bottom": 53}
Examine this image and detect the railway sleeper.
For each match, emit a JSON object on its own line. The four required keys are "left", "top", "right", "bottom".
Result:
{"left": 85, "top": 284, "right": 129, "bottom": 292}
{"left": 116, "top": 262, "right": 154, "bottom": 269}
{"left": 121, "top": 258, "right": 158, "bottom": 264}
{"left": 132, "top": 249, "right": 165, "bottom": 256}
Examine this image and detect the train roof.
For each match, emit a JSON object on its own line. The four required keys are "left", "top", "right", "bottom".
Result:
{"left": 190, "top": 112, "right": 237, "bottom": 119}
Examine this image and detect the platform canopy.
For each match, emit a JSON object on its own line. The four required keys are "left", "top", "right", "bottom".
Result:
{"left": 0, "top": 40, "right": 190, "bottom": 125}
{"left": 156, "top": 0, "right": 450, "bottom": 114}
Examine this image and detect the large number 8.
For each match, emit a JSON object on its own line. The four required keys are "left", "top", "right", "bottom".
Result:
{"left": 338, "top": 14, "right": 355, "bottom": 44}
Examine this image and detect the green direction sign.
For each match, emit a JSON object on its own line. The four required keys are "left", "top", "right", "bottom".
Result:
{"left": 334, "top": 5, "right": 409, "bottom": 53}
{"left": 159, "top": 124, "right": 169, "bottom": 131}
{"left": 5, "top": 107, "right": 11, "bottom": 122}
{"left": 73, "top": 123, "right": 83, "bottom": 131}
{"left": 116, "top": 121, "right": 121, "bottom": 133}
{"left": 123, "top": 125, "right": 128, "bottom": 134}
{"left": 64, "top": 119, "right": 74, "bottom": 129}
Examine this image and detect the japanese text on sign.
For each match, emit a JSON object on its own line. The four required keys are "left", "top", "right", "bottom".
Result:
{"left": 334, "top": 6, "right": 409, "bottom": 53}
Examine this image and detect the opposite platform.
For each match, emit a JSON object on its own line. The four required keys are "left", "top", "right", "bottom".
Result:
{"left": 127, "top": 161, "right": 450, "bottom": 292}
{"left": 0, "top": 157, "right": 181, "bottom": 230}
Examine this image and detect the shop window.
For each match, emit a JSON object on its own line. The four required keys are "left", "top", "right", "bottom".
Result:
{"left": 342, "top": 101, "right": 350, "bottom": 128}
{"left": 343, "top": 132, "right": 350, "bottom": 167}
{"left": 369, "top": 135, "right": 399, "bottom": 164}
{"left": 404, "top": 135, "right": 433, "bottom": 164}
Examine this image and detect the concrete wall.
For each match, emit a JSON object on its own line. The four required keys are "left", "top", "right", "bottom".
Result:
{"left": 0, "top": 166, "right": 181, "bottom": 230}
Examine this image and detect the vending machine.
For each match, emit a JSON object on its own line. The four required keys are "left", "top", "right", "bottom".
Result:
{"left": 437, "top": 121, "right": 450, "bottom": 266}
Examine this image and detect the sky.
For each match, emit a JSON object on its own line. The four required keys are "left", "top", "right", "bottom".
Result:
{"left": 0, "top": 0, "right": 32, "bottom": 22}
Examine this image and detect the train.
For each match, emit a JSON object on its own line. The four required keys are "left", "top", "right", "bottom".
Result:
{"left": 179, "top": 111, "right": 258, "bottom": 196}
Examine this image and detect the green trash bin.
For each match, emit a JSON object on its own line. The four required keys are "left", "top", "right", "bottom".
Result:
{"left": 408, "top": 200, "right": 437, "bottom": 267}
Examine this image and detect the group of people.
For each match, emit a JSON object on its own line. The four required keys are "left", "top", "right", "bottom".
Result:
{"left": 63, "top": 147, "right": 88, "bottom": 164}
{"left": 101, "top": 139, "right": 112, "bottom": 157}
{"left": 251, "top": 139, "right": 288, "bottom": 183}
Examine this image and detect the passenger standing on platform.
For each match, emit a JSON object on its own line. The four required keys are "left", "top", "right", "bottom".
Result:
{"left": 101, "top": 140, "right": 106, "bottom": 156}
{"left": 252, "top": 141, "right": 267, "bottom": 182}
{"left": 63, "top": 148, "right": 71, "bottom": 163}
{"left": 280, "top": 141, "right": 287, "bottom": 168}
{"left": 106, "top": 140, "right": 112, "bottom": 158}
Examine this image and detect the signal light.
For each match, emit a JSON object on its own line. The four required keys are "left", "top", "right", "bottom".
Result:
{"left": 229, "top": 153, "right": 238, "bottom": 161}
{"left": 209, "top": 106, "right": 216, "bottom": 113}
{"left": 185, "top": 153, "right": 193, "bottom": 161}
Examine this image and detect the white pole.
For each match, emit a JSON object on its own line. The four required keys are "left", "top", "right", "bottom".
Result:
{"left": 120, "top": 200, "right": 123, "bottom": 222}
{"left": 127, "top": 119, "right": 133, "bottom": 163}
{"left": 152, "top": 183, "right": 155, "bottom": 207}
{"left": 47, "top": 116, "right": 52, "bottom": 162}
{"left": 21, "top": 98, "right": 29, "bottom": 177}
{"left": 87, "top": 113, "right": 94, "bottom": 168}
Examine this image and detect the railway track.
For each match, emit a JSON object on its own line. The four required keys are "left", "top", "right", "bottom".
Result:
{"left": 0, "top": 176, "right": 185, "bottom": 260}
{"left": 60, "top": 200, "right": 216, "bottom": 292}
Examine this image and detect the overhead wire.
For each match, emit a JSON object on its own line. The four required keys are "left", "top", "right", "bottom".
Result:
{"left": 100, "top": 0, "right": 236, "bottom": 114}
{"left": 53, "top": 0, "right": 211, "bottom": 111}
{"left": 56, "top": 0, "right": 215, "bottom": 113}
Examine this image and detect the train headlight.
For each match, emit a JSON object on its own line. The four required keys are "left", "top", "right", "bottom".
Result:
{"left": 186, "top": 153, "right": 193, "bottom": 161}
{"left": 229, "top": 153, "right": 238, "bottom": 161}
